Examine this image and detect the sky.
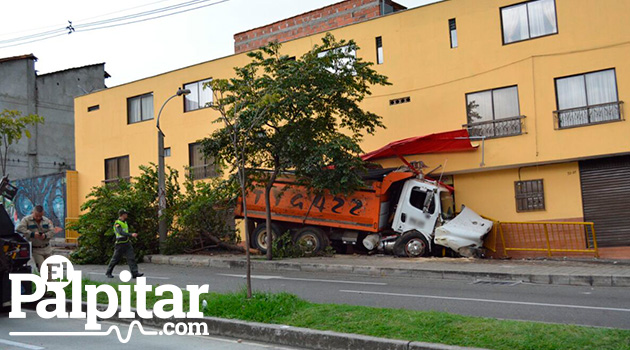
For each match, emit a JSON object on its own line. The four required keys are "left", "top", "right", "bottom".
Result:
{"left": 0, "top": 0, "right": 440, "bottom": 87}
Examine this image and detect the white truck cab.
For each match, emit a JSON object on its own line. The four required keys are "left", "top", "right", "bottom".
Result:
{"left": 390, "top": 177, "right": 491, "bottom": 257}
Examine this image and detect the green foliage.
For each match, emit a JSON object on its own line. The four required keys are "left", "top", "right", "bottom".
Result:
{"left": 162, "top": 174, "right": 240, "bottom": 255}
{"left": 271, "top": 231, "right": 335, "bottom": 259}
{"left": 271, "top": 231, "right": 306, "bottom": 259}
{"left": 202, "top": 33, "right": 390, "bottom": 196}
{"left": 70, "top": 164, "right": 180, "bottom": 264}
{"left": 202, "top": 289, "right": 308, "bottom": 323}
{"left": 0, "top": 109, "right": 44, "bottom": 175}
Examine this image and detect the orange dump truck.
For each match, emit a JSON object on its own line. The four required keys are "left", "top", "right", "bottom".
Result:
{"left": 236, "top": 168, "right": 492, "bottom": 257}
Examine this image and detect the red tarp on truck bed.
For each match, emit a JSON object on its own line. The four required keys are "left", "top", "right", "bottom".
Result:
{"left": 361, "top": 129, "right": 476, "bottom": 161}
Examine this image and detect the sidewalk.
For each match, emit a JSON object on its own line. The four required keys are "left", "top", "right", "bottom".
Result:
{"left": 144, "top": 253, "right": 630, "bottom": 287}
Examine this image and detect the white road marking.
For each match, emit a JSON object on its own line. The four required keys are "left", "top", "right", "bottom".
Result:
{"left": 87, "top": 272, "right": 169, "bottom": 280}
{"left": 0, "top": 338, "right": 45, "bottom": 350}
{"left": 219, "top": 274, "right": 387, "bottom": 285}
{"left": 340, "top": 290, "right": 630, "bottom": 312}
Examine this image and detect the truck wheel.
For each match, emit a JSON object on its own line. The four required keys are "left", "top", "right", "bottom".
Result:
{"left": 251, "top": 223, "right": 281, "bottom": 254}
{"left": 393, "top": 232, "right": 429, "bottom": 258}
{"left": 294, "top": 227, "right": 329, "bottom": 255}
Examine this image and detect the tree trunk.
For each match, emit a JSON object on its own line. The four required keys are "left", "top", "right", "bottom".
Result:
{"left": 265, "top": 168, "right": 279, "bottom": 261}
{"left": 239, "top": 166, "right": 253, "bottom": 299}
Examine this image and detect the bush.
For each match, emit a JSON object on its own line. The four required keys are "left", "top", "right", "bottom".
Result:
{"left": 70, "top": 164, "right": 180, "bottom": 264}
{"left": 162, "top": 174, "right": 239, "bottom": 255}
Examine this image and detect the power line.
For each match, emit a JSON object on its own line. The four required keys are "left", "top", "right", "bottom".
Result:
{"left": 0, "top": 0, "right": 175, "bottom": 37}
{"left": 0, "top": 0, "right": 228, "bottom": 49}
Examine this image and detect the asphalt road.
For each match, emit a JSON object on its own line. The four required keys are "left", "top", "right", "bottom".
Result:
{"left": 0, "top": 311, "right": 303, "bottom": 350}
{"left": 47, "top": 263, "right": 630, "bottom": 329}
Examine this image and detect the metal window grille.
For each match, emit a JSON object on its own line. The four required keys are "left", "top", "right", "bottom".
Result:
{"left": 515, "top": 179, "right": 545, "bottom": 212}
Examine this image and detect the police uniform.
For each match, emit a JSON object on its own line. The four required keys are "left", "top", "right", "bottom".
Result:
{"left": 105, "top": 214, "right": 140, "bottom": 277}
{"left": 16, "top": 214, "right": 55, "bottom": 272}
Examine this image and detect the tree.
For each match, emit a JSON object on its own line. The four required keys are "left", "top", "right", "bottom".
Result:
{"left": 0, "top": 109, "right": 44, "bottom": 176}
{"left": 202, "top": 33, "right": 390, "bottom": 261}
{"left": 202, "top": 71, "right": 276, "bottom": 298}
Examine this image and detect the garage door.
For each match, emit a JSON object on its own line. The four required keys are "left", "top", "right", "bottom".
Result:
{"left": 579, "top": 155, "right": 630, "bottom": 247}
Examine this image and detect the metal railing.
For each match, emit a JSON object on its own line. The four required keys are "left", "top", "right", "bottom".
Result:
{"left": 187, "top": 165, "right": 218, "bottom": 181}
{"left": 554, "top": 101, "right": 624, "bottom": 129}
{"left": 463, "top": 115, "right": 526, "bottom": 139}
{"left": 497, "top": 221, "right": 599, "bottom": 258}
{"left": 65, "top": 217, "right": 80, "bottom": 245}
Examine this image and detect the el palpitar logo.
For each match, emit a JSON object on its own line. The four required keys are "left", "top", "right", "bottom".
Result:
{"left": 9, "top": 255, "right": 210, "bottom": 343}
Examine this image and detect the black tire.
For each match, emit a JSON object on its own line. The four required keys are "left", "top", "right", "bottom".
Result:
{"left": 393, "top": 231, "right": 429, "bottom": 258}
{"left": 251, "top": 223, "right": 282, "bottom": 254}
{"left": 293, "top": 227, "right": 329, "bottom": 255}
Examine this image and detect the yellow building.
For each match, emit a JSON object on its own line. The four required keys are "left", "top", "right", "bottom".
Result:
{"left": 74, "top": 0, "right": 630, "bottom": 257}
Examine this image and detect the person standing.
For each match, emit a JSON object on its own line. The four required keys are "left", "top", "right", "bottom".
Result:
{"left": 16, "top": 205, "right": 56, "bottom": 275}
{"left": 105, "top": 209, "right": 143, "bottom": 278}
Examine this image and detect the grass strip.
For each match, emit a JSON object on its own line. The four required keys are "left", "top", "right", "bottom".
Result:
{"left": 65, "top": 279, "right": 630, "bottom": 350}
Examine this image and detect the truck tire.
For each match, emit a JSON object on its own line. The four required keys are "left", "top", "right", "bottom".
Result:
{"left": 393, "top": 231, "right": 429, "bottom": 258}
{"left": 251, "top": 223, "right": 282, "bottom": 254}
{"left": 293, "top": 227, "right": 329, "bottom": 255}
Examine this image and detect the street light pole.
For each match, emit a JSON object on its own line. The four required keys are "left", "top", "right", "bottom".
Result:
{"left": 157, "top": 88, "right": 190, "bottom": 253}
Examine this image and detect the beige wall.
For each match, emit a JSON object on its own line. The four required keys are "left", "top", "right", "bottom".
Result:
{"left": 453, "top": 162, "right": 583, "bottom": 222}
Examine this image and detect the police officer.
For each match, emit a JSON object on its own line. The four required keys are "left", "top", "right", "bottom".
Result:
{"left": 16, "top": 205, "right": 56, "bottom": 276}
{"left": 105, "top": 209, "right": 143, "bottom": 278}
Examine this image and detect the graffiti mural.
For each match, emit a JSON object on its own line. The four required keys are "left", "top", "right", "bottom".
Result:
{"left": 3, "top": 172, "right": 66, "bottom": 236}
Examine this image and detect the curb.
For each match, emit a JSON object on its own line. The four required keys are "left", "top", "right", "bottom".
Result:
{"left": 144, "top": 255, "right": 630, "bottom": 287}
{"left": 25, "top": 300, "right": 488, "bottom": 350}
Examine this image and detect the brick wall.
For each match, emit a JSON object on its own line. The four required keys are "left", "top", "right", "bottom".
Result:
{"left": 234, "top": 0, "right": 405, "bottom": 54}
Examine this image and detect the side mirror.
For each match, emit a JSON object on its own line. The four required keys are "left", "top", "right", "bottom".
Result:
{"left": 422, "top": 190, "right": 434, "bottom": 213}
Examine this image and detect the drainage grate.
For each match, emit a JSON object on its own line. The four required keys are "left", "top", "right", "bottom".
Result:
{"left": 471, "top": 280, "right": 522, "bottom": 286}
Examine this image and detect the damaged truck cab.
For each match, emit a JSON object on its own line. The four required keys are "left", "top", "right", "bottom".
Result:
{"left": 236, "top": 168, "right": 492, "bottom": 258}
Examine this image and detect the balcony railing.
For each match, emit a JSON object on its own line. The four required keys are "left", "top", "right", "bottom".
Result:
{"left": 554, "top": 101, "right": 624, "bottom": 129}
{"left": 187, "top": 164, "right": 218, "bottom": 181}
{"left": 463, "top": 115, "right": 526, "bottom": 139}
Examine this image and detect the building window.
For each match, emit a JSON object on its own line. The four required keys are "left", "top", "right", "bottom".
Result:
{"left": 464, "top": 86, "right": 524, "bottom": 138}
{"left": 409, "top": 187, "right": 436, "bottom": 214}
{"left": 88, "top": 105, "right": 100, "bottom": 112}
{"left": 501, "top": 0, "right": 558, "bottom": 44}
{"left": 515, "top": 179, "right": 545, "bottom": 212}
{"left": 164, "top": 147, "right": 171, "bottom": 157}
{"left": 104, "top": 156, "right": 130, "bottom": 184}
{"left": 127, "top": 93, "right": 154, "bottom": 124}
{"left": 317, "top": 45, "right": 356, "bottom": 74}
{"left": 184, "top": 78, "right": 213, "bottom": 112}
{"left": 449, "top": 19, "right": 458, "bottom": 48}
{"left": 554, "top": 69, "right": 622, "bottom": 129}
{"left": 188, "top": 143, "right": 217, "bottom": 180}
{"left": 376, "top": 36, "right": 384, "bottom": 64}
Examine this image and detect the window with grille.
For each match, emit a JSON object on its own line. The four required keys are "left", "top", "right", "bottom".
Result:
{"left": 184, "top": 78, "right": 213, "bottom": 112}
{"left": 188, "top": 142, "right": 217, "bottom": 180}
{"left": 515, "top": 179, "right": 545, "bottom": 212}
{"left": 127, "top": 93, "right": 154, "bottom": 124}
{"left": 501, "top": 0, "right": 558, "bottom": 44}
{"left": 465, "top": 86, "right": 523, "bottom": 138}
{"left": 104, "top": 156, "right": 130, "bottom": 184}
{"left": 554, "top": 69, "right": 621, "bottom": 129}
